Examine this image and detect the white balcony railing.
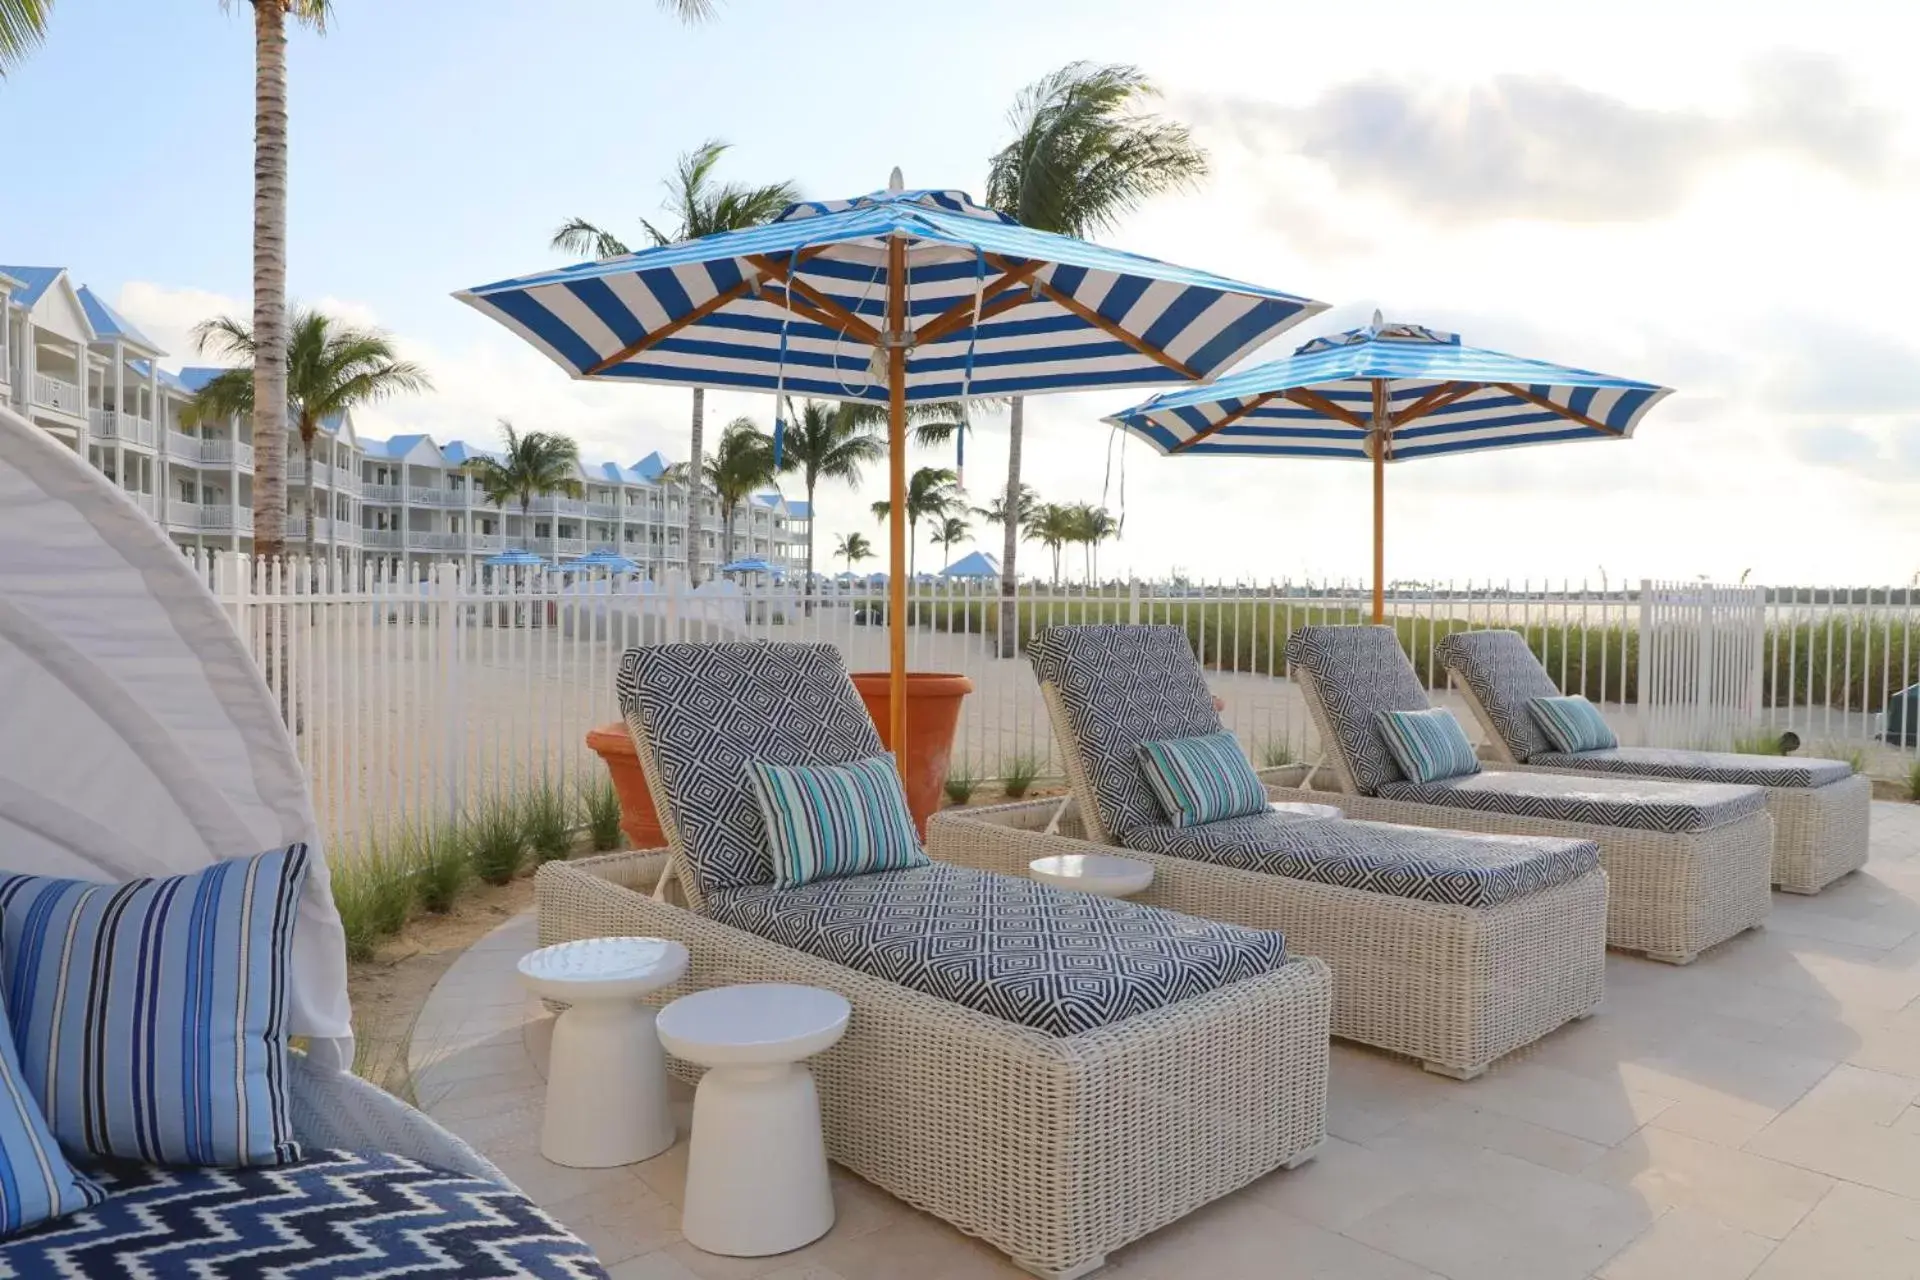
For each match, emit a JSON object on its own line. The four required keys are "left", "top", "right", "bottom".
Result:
{"left": 32, "top": 374, "right": 83, "bottom": 415}
{"left": 363, "top": 483, "right": 404, "bottom": 503}
{"left": 90, "top": 409, "right": 157, "bottom": 447}
{"left": 470, "top": 532, "right": 505, "bottom": 551}
{"left": 408, "top": 531, "right": 466, "bottom": 551}
{"left": 527, "top": 496, "right": 586, "bottom": 516}
{"left": 362, "top": 529, "right": 404, "bottom": 550}
{"left": 165, "top": 501, "right": 254, "bottom": 534}
{"left": 407, "top": 487, "right": 465, "bottom": 507}
{"left": 200, "top": 438, "right": 254, "bottom": 469}
{"left": 166, "top": 430, "right": 200, "bottom": 461}
{"left": 286, "top": 516, "right": 361, "bottom": 545}
{"left": 585, "top": 501, "right": 620, "bottom": 519}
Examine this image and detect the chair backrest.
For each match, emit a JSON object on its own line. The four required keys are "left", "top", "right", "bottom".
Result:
{"left": 1434, "top": 630, "right": 1562, "bottom": 763}
{"left": 1283, "top": 625, "right": 1431, "bottom": 796}
{"left": 1029, "top": 625, "right": 1226, "bottom": 842}
{"left": 617, "top": 642, "right": 885, "bottom": 906}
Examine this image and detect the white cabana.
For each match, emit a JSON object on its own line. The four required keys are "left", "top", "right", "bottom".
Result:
{"left": 0, "top": 404, "right": 350, "bottom": 1049}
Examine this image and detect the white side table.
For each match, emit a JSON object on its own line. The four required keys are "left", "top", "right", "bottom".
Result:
{"left": 1270, "top": 801, "right": 1345, "bottom": 821}
{"left": 656, "top": 983, "right": 850, "bottom": 1258}
{"left": 517, "top": 936, "right": 688, "bottom": 1168}
{"left": 1028, "top": 852, "right": 1155, "bottom": 898}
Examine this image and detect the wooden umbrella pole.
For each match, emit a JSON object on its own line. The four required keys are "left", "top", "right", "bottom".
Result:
{"left": 885, "top": 234, "right": 909, "bottom": 756}
{"left": 1371, "top": 379, "right": 1388, "bottom": 626}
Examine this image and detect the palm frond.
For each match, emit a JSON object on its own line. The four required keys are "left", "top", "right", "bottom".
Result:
{"left": 551, "top": 218, "right": 631, "bottom": 258}
{"left": 0, "top": 0, "right": 52, "bottom": 72}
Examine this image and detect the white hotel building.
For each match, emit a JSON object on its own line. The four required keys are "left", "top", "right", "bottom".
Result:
{"left": 1, "top": 263, "right": 807, "bottom": 577}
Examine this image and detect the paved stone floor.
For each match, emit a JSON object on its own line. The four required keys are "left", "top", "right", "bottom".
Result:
{"left": 409, "top": 803, "right": 1920, "bottom": 1280}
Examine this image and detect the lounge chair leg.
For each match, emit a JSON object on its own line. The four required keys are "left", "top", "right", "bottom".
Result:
{"left": 1042, "top": 796, "right": 1073, "bottom": 837}
{"left": 1016, "top": 1254, "right": 1106, "bottom": 1280}
{"left": 1422, "top": 1061, "right": 1487, "bottom": 1082}
{"left": 1644, "top": 949, "right": 1697, "bottom": 966}
{"left": 1281, "top": 1139, "right": 1323, "bottom": 1170}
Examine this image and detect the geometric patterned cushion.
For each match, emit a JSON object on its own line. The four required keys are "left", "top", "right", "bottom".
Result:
{"left": 1122, "top": 810, "right": 1601, "bottom": 908}
{"left": 749, "top": 755, "right": 930, "bottom": 888}
{"left": 1374, "top": 708, "right": 1482, "bottom": 783}
{"left": 705, "top": 862, "right": 1291, "bottom": 1037}
{"left": 0, "top": 845, "right": 309, "bottom": 1170}
{"left": 1030, "top": 626, "right": 1227, "bottom": 839}
{"left": 1530, "top": 746, "right": 1855, "bottom": 789}
{"left": 1434, "top": 630, "right": 1563, "bottom": 762}
{"left": 617, "top": 643, "right": 887, "bottom": 899}
{"left": 1528, "top": 696, "right": 1619, "bottom": 753}
{"left": 1283, "top": 626, "right": 1433, "bottom": 794}
{"left": 1378, "top": 769, "right": 1769, "bottom": 834}
{"left": 1137, "top": 732, "right": 1270, "bottom": 828}
{"left": 0, "top": 1149, "right": 608, "bottom": 1277}
{"left": 0, "top": 991, "right": 106, "bottom": 1236}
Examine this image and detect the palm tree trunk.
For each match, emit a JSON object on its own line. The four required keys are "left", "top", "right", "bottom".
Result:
{"left": 250, "top": 0, "right": 289, "bottom": 560}
{"left": 803, "top": 478, "right": 817, "bottom": 614}
{"left": 302, "top": 432, "right": 317, "bottom": 565}
{"left": 684, "top": 387, "right": 705, "bottom": 585}
{"left": 997, "top": 395, "right": 1024, "bottom": 657}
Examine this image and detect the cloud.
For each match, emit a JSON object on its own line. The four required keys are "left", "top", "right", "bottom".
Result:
{"left": 1789, "top": 418, "right": 1920, "bottom": 480}
{"left": 1761, "top": 319, "right": 1920, "bottom": 415}
{"left": 1182, "top": 53, "right": 1897, "bottom": 225}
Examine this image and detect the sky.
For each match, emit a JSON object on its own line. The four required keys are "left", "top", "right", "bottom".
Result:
{"left": 3, "top": 0, "right": 1916, "bottom": 586}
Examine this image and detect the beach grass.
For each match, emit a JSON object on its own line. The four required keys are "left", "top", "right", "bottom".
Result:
{"left": 581, "top": 776, "right": 625, "bottom": 852}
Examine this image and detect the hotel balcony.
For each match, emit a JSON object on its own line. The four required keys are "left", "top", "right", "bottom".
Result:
{"left": 287, "top": 460, "right": 362, "bottom": 493}
{"left": 32, "top": 373, "right": 84, "bottom": 417}
{"left": 90, "top": 408, "right": 157, "bottom": 448}
{"left": 166, "top": 500, "right": 254, "bottom": 534}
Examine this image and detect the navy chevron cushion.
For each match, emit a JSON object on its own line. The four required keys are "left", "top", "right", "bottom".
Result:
{"left": 1375, "top": 709, "right": 1482, "bottom": 784}
{"left": 0, "top": 1149, "right": 608, "bottom": 1278}
{"left": 0, "top": 846, "right": 308, "bottom": 1168}
{"left": 749, "top": 755, "right": 930, "bottom": 888}
{"left": 0, "top": 992, "right": 105, "bottom": 1237}
{"left": 1138, "top": 732, "right": 1270, "bottom": 828}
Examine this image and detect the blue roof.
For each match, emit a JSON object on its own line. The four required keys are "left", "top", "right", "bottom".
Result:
{"left": 75, "top": 286, "right": 161, "bottom": 350}
{"left": 787, "top": 499, "right": 811, "bottom": 518}
{"left": 0, "top": 265, "right": 63, "bottom": 307}
{"left": 383, "top": 433, "right": 435, "bottom": 458}
{"left": 176, "top": 366, "right": 229, "bottom": 393}
{"left": 441, "top": 440, "right": 496, "bottom": 465}
{"left": 631, "top": 451, "right": 669, "bottom": 481}
{"left": 940, "top": 550, "right": 1000, "bottom": 579}
{"left": 127, "top": 359, "right": 192, "bottom": 392}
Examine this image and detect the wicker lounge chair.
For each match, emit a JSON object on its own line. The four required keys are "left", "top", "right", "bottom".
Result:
{"left": 534, "top": 642, "right": 1330, "bottom": 1280}
{"left": 1435, "top": 629, "right": 1871, "bottom": 895}
{"left": 926, "top": 624, "right": 1607, "bottom": 1081}
{"left": 1276, "top": 625, "right": 1775, "bottom": 964}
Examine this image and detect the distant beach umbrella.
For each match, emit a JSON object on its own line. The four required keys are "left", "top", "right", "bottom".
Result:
{"left": 458, "top": 174, "right": 1324, "bottom": 747}
{"left": 1105, "top": 316, "right": 1672, "bottom": 622}
{"left": 940, "top": 550, "right": 1001, "bottom": 580}
{"left": 482, "top": 548, "right": 548, "bottom": 567}
{"left": 566, "top": 549, "right": 640, "bottom": 573}
{"left": 720, "top": 557, "right": 781, "bottom": 575}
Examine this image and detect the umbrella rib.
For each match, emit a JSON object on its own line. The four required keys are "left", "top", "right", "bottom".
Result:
{"left": 746, "top": 255, "right": 883, "bottom": 344}
{"left": 1281, "top": 387, "right": 1368, "bottom": 429}
{"left": 1026, "top": 278, "right": 1202, "bottom": 380}
{"left": 914, "top": 259, "right": 1046, "bottom": 345}
{"left": 1493, "top": 383, "right": 1625, "bottom": 435}
{"left": 760, "top": 286, "right": 856, "bottom": 335}
{"left": 1390, "top": 381, "right": 1477, "bottom": 427}
{"left": 581, "top": 245, "right": 833, "bottom": 376}
{"left": 1167, "top": 390, "right": 1283, "bottom": 453}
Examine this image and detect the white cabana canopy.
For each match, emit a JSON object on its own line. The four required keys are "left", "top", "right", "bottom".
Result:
{"left": 0, "top": 404, "right": 350, "bottom": 1044}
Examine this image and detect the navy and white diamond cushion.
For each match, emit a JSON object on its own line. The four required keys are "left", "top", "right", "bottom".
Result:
{"left": 0, "top": 1148, "right": 608, "bottom": 1278}
{"left": 1029, "top": 625, "right": 1231, "bottom": 839}
{"left": 1434, "top": 630, "right": 1562, "bottom": 763}
{"left": 1122, "top": 811, "right": 1599, "bottom": 909}
{"left": 706, "top": 862, "right": 1290, "bottom": 1037}
{"left": 1529, "top": 746, "right": 1854, "bottom": 789}
{"left": 1283, "top": 626, "right": 1433, "bottom": 795}
{"left": 618, "top": 642, "right": 887, "bottom": 899}
{"left": 1379, "top": 769, "right": 1768, "bottom": 834}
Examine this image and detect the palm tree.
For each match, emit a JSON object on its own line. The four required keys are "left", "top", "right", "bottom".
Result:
{"left": 0, "top": 0, "right": 51, "bottom": 71}
{"left": 1064, "top": 502, "right": 1119, "bottom": 582}
{"left": 985, "top": 63, "right": 1206, "bottom": 640}
{"left": 871, "top": 466, "right": 963, "bottom": 581}
{"left": 187, "top": 308, "right": 430, "bottom": 562}
{"left": 550, "top": 139, "right": 796, "bottom": 585}
{"left": 932, "top": 515, "right": 971, "bottom": 569}
{"left": 835, "top": 531, "right": 874, "bottom": 577}
{"left": 1029, "top": 503, "right": 1079, "bottom": 587}
{"left": 776, "top": 399, "right": 884, "bottom": 598}
{"left": 465, "top": 422, "right": 585, "bottom": 542}
{"left": 975, "top": 483, "right": 1041, "bottom": 544}
{"left": 704, "top": 417, "right": 776, "bottom": 569}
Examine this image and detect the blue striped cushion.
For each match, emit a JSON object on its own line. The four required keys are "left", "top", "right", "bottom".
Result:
{"left": 1374, "top": 709, "right": 1482, "bottom": 784}
{"left": 749, "top": 756, "right": 930, "bottom": 889}
{"left": 1529, "top": 695, "right": 1619, "bottom": 753}
{"left": 0, "top": 994, "right": 104, "bottom": 1237}
{"left": 0, "top": 845, "right": 309, "bottom": 1169}
{"left": 1137, "top": 732, "right": 1270, "bottom": 828}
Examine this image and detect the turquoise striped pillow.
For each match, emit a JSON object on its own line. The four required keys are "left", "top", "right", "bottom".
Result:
{"left": 0, "top": 992, "right": 104, "bottom": 1236}
{"left": 1529, "top": 695, "right": 1618, "bottom": 753}
{"left": 749, "top": 755, "right": 930, "bottom": 889}
{"left": 1137, "top": 732, "right": 1270, "bottom": 828}
{"left": 0, "top": 845, "right": 309, "bottom": 1169}
{"left": 1375, "top": 709, "right": 1482, "bottom": 783}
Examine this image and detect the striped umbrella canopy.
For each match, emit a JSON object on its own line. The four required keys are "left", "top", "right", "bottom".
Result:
{"left": 1105, "top": 316, "right": 1672, "bottom": 621}
{"left": 482, "top": 548, "right": 548, "bottom": 567}
{"left": 457, "top": 175, "right": 1325, "bottom": 748}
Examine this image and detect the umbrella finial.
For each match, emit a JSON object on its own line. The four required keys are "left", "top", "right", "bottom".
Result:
{"left": 888, "top": 166, "right": 904, "bottom": 194}
{"left": 1370, "top": 309, "right": 1385, "bottom": 330}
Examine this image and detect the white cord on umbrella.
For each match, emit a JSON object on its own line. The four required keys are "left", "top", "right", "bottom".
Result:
{"left": 956, "top": 248, "right": 985, "bottom": 488}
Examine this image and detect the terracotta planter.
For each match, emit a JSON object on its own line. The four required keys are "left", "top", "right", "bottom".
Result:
{"left": 585, "top": 722, "right": 666, "bottom": 850}
{"left": 849, "top": 672, "right": 974, "bottom": 838}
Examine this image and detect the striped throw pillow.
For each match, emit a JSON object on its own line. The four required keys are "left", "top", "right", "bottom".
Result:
{"left": 1375, "top": 709, "right": 1482, "bottom": 784}
{"left": 0, "top": 845, "right": 309, "bottom": 1169}
{"left": 749, "top": 756, "right": 930, "bottom": 889}
{"left": 1529, "top": 695, "right": 1619, "bottom": 753}
{"left": 0, "top": 993, "right": 105, "bottom": 1237}
{"left": 1137, "top": 732, "right": 1270, "bottom": 828}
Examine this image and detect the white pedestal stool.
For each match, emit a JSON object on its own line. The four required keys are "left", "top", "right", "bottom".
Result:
{"left": 1028, "top": 852, "right": 1155, "bottom": 898}
{"left": 516, "top": 936, "right": 689, "bottom": 1168}
{"left": 656, "top": 983, "right": 851, "bottom": 1258}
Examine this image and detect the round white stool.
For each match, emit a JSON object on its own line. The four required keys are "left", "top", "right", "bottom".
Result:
{"left": 1028, "top": 852, "right": 1155, "bottom": 898}
{"left": 656, "top": 984, "right": 850, "bottom": 1258}
{"left": 1270, "top": 801, "right": 1345, "bottom": 821}
{"left": 516, "top": 937, "right": 688, "bottom": 1168}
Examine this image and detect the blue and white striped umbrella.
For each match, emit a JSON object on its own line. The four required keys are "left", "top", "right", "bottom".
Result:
{"left": 1105, "top": 317, "right": 1673, "bottom": 619}
{"left": 457, "top": 176, "right": 1325, "bottom": 747}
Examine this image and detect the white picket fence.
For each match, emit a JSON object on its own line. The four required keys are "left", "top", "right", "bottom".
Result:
{"left": 193, "top": 554, "right": 1919, "bottom": 858}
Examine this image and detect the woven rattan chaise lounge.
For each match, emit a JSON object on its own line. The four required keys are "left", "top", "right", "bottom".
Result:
{"left": 926, "top": 624, "right": 1607, "bottom": 1081}
{"left": 1435, "top": 629, "right": 1871, "bottom": 895}
{"left": 1274, "top": 625, "right": 1775, "bottom": 964}
{"left": 533, "top": 642, "right": 1331, "bottom": 1280}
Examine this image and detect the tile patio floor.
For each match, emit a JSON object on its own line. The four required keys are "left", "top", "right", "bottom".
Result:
{"left": 408, "top": 803, "right": 1920, "bottom": 1280}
